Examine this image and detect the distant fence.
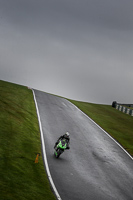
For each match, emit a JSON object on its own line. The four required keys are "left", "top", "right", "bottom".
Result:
{"left": 112, "top": 101, "right": 133, "bottom": 117}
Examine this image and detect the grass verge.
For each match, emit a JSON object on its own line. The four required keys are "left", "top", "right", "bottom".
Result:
{"left": 0, "top": 80, "right": 56, "bottom": 200}
{"left": 68, "top": 99, "right": 133, "bottom": 157}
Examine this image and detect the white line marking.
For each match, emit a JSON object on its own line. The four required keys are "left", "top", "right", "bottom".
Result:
{"left": 67, "top": 100, "right": 133, "bottom": 160}
{"left": 32, "top": 89, "right": 62, "bottom": 200}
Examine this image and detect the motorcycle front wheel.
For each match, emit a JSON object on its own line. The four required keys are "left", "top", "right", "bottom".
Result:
{"left": 55, "top": 149, "right": 63, "bottom": 158}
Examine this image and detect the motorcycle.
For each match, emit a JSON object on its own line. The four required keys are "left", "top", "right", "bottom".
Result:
{"left": 54, "top": 139, "right": 68, "bottom": 158}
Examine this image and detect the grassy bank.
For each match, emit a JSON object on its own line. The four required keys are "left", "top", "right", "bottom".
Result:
{"left": 68, "top": 99, "right": 133, "bottom": 157}
{"left": 0, "top": 80, "right": 56, "bottom": 200}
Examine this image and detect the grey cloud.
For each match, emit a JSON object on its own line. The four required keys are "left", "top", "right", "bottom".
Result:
{"left": 0, "top": 0, "right": 133, "bottom": 104}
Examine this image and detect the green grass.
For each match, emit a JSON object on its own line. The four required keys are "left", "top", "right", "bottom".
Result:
{"left": 0, "top": 80, "right": 56, "bottom": 200}
{"left": 68, "top": 99, "right": 133, "bottom": 157}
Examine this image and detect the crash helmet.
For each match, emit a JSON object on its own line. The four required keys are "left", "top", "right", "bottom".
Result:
{"left": 64, "top": 132, "right": 70, "bottom": 138}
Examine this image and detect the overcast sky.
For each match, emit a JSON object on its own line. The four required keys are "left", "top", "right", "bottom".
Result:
{"left": 0, "top": 0, "right": 133, "bottom": 104}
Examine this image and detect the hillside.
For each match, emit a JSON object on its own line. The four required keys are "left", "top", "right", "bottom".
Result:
{"left": 68, "top": 99, "right": 133, "bottom": 157}
{"left": 0, "top": 80, "right": 132, "bottom": 199}
{"left": 0, "top": 80, "right": 56, "bottom": 200}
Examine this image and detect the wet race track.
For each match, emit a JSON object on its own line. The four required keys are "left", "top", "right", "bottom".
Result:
{"left": 34, "top": 90, "right": 133, "bottom": 200}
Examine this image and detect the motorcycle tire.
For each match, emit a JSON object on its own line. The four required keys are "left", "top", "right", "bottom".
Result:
{"left": 56, "top": 149, "right": 64, "bottom": 158}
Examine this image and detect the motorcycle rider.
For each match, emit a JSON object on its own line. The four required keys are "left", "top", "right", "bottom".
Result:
{"left": 54, "top": 132, "right": 70, "bottom": 149}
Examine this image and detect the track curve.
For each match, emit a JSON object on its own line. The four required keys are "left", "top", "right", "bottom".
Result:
{"left": 34, "top": 89, "right": 133, "bottom": 200}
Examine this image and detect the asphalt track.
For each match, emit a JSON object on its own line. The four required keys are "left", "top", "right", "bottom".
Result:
{"left": 34, "top": 89, "right": 133, "bottom": 200}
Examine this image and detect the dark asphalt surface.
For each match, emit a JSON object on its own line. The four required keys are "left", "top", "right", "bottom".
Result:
{"left": 34, "top": 90, "right": 133, "bottom": 200}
